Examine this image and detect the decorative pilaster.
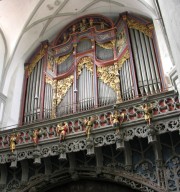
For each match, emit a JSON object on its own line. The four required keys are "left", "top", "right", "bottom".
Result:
{"left": 115, "top": 129, "right": 125, "bottom": 150}
{"left": 58, "top": 142, "right": 67, "bottom": 160}
{"left": 33, "top": 146, "right": 41, "bottom": 165}
{"left": 86, "top": 137, "right": 94, "bottom": 156}
{"left": 147, "top": 124, "right": 157, "bottom": 144}
{"left": 9, "top": 151, "right": 17, "bottom": 169}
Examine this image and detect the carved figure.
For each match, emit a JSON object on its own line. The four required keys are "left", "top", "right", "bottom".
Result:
{"left": 143, "top": 103, "right": 153, "bottom": 125}
{"left": 84, "top": 116, "right": 96, "bottom": 139}
{"left": 80, "top": 18, "right": 86, "bottom": 31}
{"left": 110, "top": 109, "right": 124, "bottom": 133}
{"left": 56, "top": 122, "right": 68, "bottom": 142}
{"left": 136, "top": 102, "right": 157, "bottom": 125}
{"left": 9, "top": 133, "right": 20, "bottom": 153}
{"left": 32, "top": 129, "right": 41, "bottom": 145}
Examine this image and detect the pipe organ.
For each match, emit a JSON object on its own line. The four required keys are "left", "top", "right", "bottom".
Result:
{"left": 20, "top": 13, "right": 166, "bottom": 125}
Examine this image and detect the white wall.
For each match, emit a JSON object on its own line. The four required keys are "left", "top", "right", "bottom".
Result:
{"left": 157, "top": 0, "right": 180, "bottom": 89}
{"left": 2, "top": 62, "right": 24, "bottom": 129}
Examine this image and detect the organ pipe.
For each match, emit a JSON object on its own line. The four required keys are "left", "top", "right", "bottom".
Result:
{"left": 129, "top": 29, "right": 143, "bottom": 95}
{"left": 22, "top": 14, "right": 165, "bottom": 124}
{"left": 24, "top": 73, "right": 31, "bottom": 123}
{"left": 119, "top": 59, "right": 134, "bottom": 101}
{"left": 57, "top": 86, "right": 73, "bottom": 116}
{"left": 134, "top": 29, "right": 148, "bottom": 95}
{"left": 78, "top": 66, "right": 94, "bottom": 111}
{"left": 127, "top": 60, "right": 134, "bottom": 98}
{"left": 144, "top": 35, "right": 157, "bottom": 93}
{"left": 129, "top": 28, "right": 161, "bottom": 96}
{"left": 140, "top": 33, "right": 153, "bottom": 94}
{"left": 98, "top": 79, "right": 116, "bottom": 105}
{"left": 149, "top": 39, "right": 161, "bottom": 91}
{"left": 24, "top": 59, "right": 44, "bottom": 123}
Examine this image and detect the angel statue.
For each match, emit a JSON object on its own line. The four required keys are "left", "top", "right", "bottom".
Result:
{"left": 83, "top": 116, "right": 96, "bottom": 139}
{"left": 56, "top": 122, "right": 69, "bottom": 142}
{"left": 110, "top": 108, "right": 125, "bottom": 134}
{"left": 32, "top": 129, "right": 42, "bottom": 145}
{"left": 9, "top": 133, "right": 20, "bottom": 153}
{"left": 136, "top": 102, "right": 157, "bottom": 125}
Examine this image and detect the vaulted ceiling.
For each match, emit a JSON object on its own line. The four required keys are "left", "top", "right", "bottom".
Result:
{"left": 0, "top": 0, "right": 157, "bottom": 93}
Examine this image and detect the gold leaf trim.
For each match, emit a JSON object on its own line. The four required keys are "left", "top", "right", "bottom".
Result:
{"left": 77, "top": 57, "right": 93, "bottom": 77}
{"left": 51, "top": 80, "right": 57, "bottom": 119}
{"left": 127, "top": 18, "right": 153, "bottom": 38}
{"left": 96, "top": 42, "right": 113, "bottom": 49}
{"left": 45, "top": 76, "right": 53, "bottom": 85}
{"left": 57, "top": 75, "right": 74, "bottom": 105}
{"left": 55, "top": 53, "right": 71, "bottom": 65}
{"left": 26, "top": 44, "right": 48, "bottom": 77}
{"left": 117, "top": 49, "right": 130, "bottom": 69}
{"left": 97, "top": 50, "right": 130, "bottom": 103}
{"left": 97, "top": 65, "right": 122, "bottom": 103}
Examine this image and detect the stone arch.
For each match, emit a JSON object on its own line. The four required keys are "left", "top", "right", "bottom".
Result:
{"left": 20, "top": 167, "right": 166, "bottom": 192}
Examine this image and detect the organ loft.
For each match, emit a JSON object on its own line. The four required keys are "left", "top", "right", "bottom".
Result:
{"left": 0, "top": 13, "right": 179, "bottom": 192}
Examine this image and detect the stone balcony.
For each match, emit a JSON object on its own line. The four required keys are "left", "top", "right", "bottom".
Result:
{"left": 0, "top": 90, "right": 180, "bottom": 192}
{"left": 0, "top": 90, "right": 179, "bottom": 162}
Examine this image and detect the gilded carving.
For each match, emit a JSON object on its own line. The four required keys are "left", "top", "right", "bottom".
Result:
{"left": 55, "top": 53, "right": 71, "bottom": 65}
{"left": 83, "top": 116, "right": 96, "bottom": 139}
{"left": 97, "top": 65, "right": 122, "bottom": 103}
{"left": 26, "top": 44, "right": 48, "bottom": 77}
{"left": 96, "top": 41, "right": 113, "bottom": 49}
{"left": 127, "top": 18, "right": 154, "bottom": 38}
{"left": 117, "top": 49, "right": 130, "bottom": 68}
{"left": 9, "top": 133, "right": 20, "bottom": 153}
{"left": 110, "top": 106, "right": 125, "bottom": 134}
{"left": 80, "top": 18, "right": 87, "bottom": 32}
{"left": 47, "top": 55, "right": 54, "bottom": 71}
{"left": 77, "top": 57, "right": 93, "bottom": 77}
{"left": 136, "top": 102, "right": 158, "bottom": 125}
{"left": 56, "top": 122, "right": 69, "bottom": 142}
{"left": 97, "top": 50, "right": 129, "bottom": 103}
{"left": 45, "top": 76, "right": 53, "bottom": 85}
{"left": 51, "top": 79, "right": 57, "bottom": 119}
{"left": 57, "top": 75, "right": 74, "bottom": 105}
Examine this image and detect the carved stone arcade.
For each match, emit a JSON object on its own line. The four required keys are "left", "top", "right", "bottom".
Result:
{"left": 0, "top": 90, "right": 180, "bottom": 191}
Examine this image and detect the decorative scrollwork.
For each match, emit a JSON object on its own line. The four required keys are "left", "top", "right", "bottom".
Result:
{"left": 25, "top": 44, "right": 48, "bottom": 77}
{"left": 45, "top": 76, "right": 53, "bottom": 85}
{"left": 77, "top": 56, "right": 93, "bottom": 77}
{"left": 97, "top": 65, "right": 122, "bottom": 103}
{"left": 66, "top": 139, "right": 86, "bottom": 153}
{"left": 55, "top": 53, "right": 71, "bottom": 65}
{"left": 6, "top": 179, "right": 20, "bottom": 191}
{"left": 116, "top": 49, "right": 130, "bottom": 68}
{"left": 127, "top": 18, "right": 154, "bottom": 38}
{"left": 135, "top": 161, "right": 157, "bottom": 182}
{"left": 96, "top": 41, "right": 113, "bottom": 49}
{"left": 57, "top": 75, "right": 74, "bottom": 105}
{"left": 165, "top": 156, "right": 180, "bottom": 191}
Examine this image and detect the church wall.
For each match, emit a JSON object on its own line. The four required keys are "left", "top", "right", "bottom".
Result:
{"left": 157, "top": 0, "right": 180, "bottom": 90}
